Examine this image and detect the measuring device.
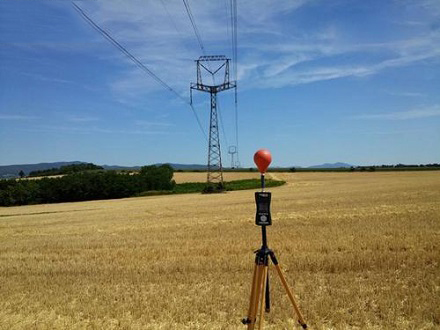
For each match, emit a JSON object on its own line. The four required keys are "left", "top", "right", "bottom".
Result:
{"left": 242, "top": 149, "right": 307, "bottom": 329}
{"left": 255, "top": 192, "right": 271, "bottom": 226}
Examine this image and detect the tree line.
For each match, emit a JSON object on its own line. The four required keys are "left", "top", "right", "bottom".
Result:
{"left": 0, "top": 165, "right": 174, "bottom": 206}
{"left": 28, "top": 163, "right": 104, "bottom": 177}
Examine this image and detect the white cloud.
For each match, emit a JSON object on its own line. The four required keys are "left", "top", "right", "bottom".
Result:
{"left": 0, "top": 114, "right": 38, "bottom": 120}
{"left": 135, "top": 120, "right": 174, "bottom": 128}
{"left": 66, "top": 115, "right": 100, "bottom": 122}
{"left": 71, "top": 0, "right": 440, "bottom": 96}
{"left": 383, "top": 90, "right": 424, "bottom": 97}
{"left": 72, "top": 0, "right": 315, "bottom": 98}
{"left": 21, "top": 72, "right": 74, "bottom": 85}
{"left": 21, "top": 124, "right": 174, "bottom": 135}
{"left": 250, "top": 39, "right": 440, "bottom": 89}
{"left": 403, "top": 0, "right": 440, "bottom": 17}
{"left": 354, "top": 106, "right": 440, "bottom": 120}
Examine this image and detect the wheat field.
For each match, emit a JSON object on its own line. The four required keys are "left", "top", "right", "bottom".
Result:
{"left": 0, "top": 171, "right": 439, "bottom": 329}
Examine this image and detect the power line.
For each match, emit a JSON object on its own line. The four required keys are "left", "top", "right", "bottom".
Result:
{"left": 182, "top": 0, "right": 206, "bottom": 56}
{"left": 230, "top": 0, "right": 238, "bottom": 81}
{"left": 182, "top": 0, "right": 214, "bottom": 86}
{"left": 224, "top": 0, "right": 232, "bottom": 58}
{"left": 160, "top": 0, "right": 184, "bottom": 39}
{"left": 229, "top": 0, "right": 240, "bottom": 165}
{"left": 72, "top": 2, "right": 207, "bottom": 141}
{"left": 217, "top": 98, "right": 229, "bottom": 147}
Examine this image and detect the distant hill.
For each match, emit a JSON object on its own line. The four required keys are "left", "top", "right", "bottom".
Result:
{"left": 308, "top": 162, "right": 353, "bottom": 169}
{"left": 159, "top": 163, "right": 207, "bottom": 170}
{"left": 0, "top": 161, "right": 84, "bottom": 178}
{"left": 102, "top": 163, "right": 207, "bottom": 171}
{"left": 101, "top": 165, "right": 141, "bottom": 171}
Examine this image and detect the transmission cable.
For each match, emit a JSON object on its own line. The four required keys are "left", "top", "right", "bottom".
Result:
{"left": 182, "top": 0, "right": 206, "bottom": 56}
{"left": 72, "top": 2, "right": 207, "bottom": 141}
{"left": 160, "top": 0, "right": 185, "bottom": 39}
{"left": 217, "top": 98, "right": 229, "bottom": 147}
{"left": 230, "top": 0, "right": 240, "bottom": 165}
{"left": 230, "top": 0, "right": 238, "bottom": 80}
{"left": 224, "top": 0, "right": 239, "bottom": 165}
{"left": 182, "top": 0, "right": 214, "bottom": 85}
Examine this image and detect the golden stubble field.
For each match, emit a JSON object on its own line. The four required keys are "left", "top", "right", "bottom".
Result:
{"left": 0, "top": 171, "right": 439, "bottom": 329}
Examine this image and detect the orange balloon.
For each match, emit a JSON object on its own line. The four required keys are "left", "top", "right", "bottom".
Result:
{"left": 254, "top": 149, "right": 272, "bottom": 173}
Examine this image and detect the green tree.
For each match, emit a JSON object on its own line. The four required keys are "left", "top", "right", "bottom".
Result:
{"left": 0, "top": 164, "right": 175, "bottom": 206}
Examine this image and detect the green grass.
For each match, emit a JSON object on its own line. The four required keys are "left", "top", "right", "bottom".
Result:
{"left": 137, "top": 179, "right": 285, "bottom": 196}
{"left": 172, "top": 178, "right": 285, "bottom": 194}
{"left": 225, "top": 178, "right": 285, "bottom": 190}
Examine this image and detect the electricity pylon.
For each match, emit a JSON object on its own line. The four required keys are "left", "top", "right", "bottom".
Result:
{"left": 190, "top": 55, "right": 236, "bottom": 191}
{"left": 229, "top": 146, "right": 238, "bottom": 169}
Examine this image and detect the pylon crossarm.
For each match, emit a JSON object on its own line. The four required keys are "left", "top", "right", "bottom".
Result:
{"left": 198, "top": 55, "right": 227, "bottom": 61}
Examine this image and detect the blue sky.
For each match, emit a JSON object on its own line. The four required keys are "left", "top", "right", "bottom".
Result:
{"left": 1, "top": 0, "right": 439, "bottom": 167}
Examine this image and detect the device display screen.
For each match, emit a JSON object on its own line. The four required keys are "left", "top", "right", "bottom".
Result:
{"left": 259, "top": 203, "right": 269, "bottom": 213}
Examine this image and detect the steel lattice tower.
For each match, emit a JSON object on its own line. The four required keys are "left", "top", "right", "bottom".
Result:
{"left": 228, "top": 146, "right": 237, "bottom": 169}
{"left": 191, "top": 55, "right": 236, "bottom": 191}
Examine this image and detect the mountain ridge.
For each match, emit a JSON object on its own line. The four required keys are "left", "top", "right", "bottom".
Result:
{"left": 308, "top": 162, "right": 353, "bottom": 169}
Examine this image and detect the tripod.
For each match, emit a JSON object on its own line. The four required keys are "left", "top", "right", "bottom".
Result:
{"left": 242, "top": 226, "right": 307, "bottom": 329}
{"left": 242, "top": 161, "right": 307, "bottom": 329}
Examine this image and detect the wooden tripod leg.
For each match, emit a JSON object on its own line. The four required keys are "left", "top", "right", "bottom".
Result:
{"left": 245, "top": 263, "right": 258, "bottom": 325}
{"left": 265, "top": 270, "right": 270, "bottom": 313}
{"left": 248, "top": 264, "right": 264, "bottom": 330}
{"left": 258, "top": 266, "right": 269, "bottom": 330}
{"left": 273, "top": 264, "right": 307, "bottom": 329}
